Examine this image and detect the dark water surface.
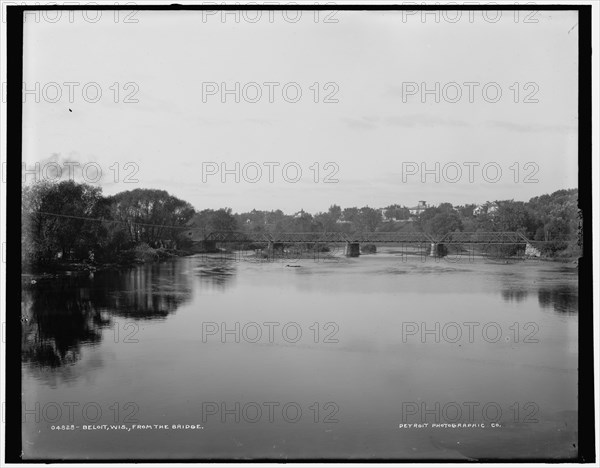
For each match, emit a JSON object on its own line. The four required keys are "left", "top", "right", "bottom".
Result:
{"left": 21, "top": 249, "right": 578, "bottom": 460}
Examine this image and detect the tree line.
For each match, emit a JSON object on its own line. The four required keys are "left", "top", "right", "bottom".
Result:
{"left": 228, "top": 189, "right": 580, "bottom": 256}
{"left": 22, "top": 181, "right": 194, "bottom": 267}
{"left": 21, "top": 180, "right": 580, "bottom": 269}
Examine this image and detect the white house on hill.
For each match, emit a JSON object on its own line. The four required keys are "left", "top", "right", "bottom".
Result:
{"left": 408, "top": 201, "right": 428, "bottom": 216}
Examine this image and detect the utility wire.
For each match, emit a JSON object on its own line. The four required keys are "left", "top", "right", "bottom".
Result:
{"left": 29, "top": 211, "right": 201, "bottom": 230}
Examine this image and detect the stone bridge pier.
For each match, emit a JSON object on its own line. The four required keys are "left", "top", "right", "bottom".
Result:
{"left": 429, "top": 243, "right": 447, "bottom": 257}
{"left": 344, "top": 242, "right": 360, "bottom": 257}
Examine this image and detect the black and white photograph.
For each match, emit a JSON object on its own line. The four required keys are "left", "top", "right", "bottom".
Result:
{"left": 2, "top": 1, "right": 597, "bottom": 464}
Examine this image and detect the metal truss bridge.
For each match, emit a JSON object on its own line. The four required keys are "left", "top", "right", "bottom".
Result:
{"left": 202, "top": 231, "right": 533, "bottom": 245}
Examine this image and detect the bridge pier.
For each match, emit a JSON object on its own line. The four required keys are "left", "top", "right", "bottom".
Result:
{"left": 430, "top": 243, "right": 437, "bottom": 257}
{"left": 429, "top": 243, "right": 447, "bottom": 258}
{"left": 344, "top": 242, "right": 360, "bottom": 257}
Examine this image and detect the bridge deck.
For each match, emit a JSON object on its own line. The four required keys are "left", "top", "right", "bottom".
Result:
{"left": 202, "top": 231, "right": 534, "bottom": 244}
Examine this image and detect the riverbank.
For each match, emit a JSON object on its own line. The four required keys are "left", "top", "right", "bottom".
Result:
{"left": 22, "top": 246, "right": 196, "bottom": 279}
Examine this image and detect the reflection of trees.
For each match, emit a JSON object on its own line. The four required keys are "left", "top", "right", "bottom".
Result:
{"left": 94, "top": 262, "right": 193, "bottom": 319}
{"left": 22, "top": 277, "right": 106, "bottom": 368}
{"left": 538, "top": 285, "right": 578, "bottom": 315}
{"left": 501, "top": 289, "right": 529, "bottom": 303}
{"left": 22, "top": 262, "right": 192, "bottom": 369}
{"left": 498, "top": 270, "right": 578, "bottom": 314}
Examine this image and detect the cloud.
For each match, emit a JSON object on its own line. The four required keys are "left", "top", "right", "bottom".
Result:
{"left": 385, "top": 114, "right": 468, "bottom": 127}
{"left": 341, "top": 113, "right": 468, "bottom": 130}
{"left": 340, "top": 117, "right": 379, "bottom": 130}
{"left": 485, "top": 120, "right": 577, "bottom": 133}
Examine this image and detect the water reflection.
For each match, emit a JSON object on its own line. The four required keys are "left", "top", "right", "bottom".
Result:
{"left": 102, "top": 262, "right": 193, "bottom": 319}
{"left": 21, "top": 254, "right": 579, "bottom": 459}
{"left": 22, "top": 276, "right": 106, "bottom": 369}
{"left": 500, "top": 289, "right": 529, "bottom": 303}
{"left": 499, "top": 285, "right": 578, "bottom": 315}
{"left": 22, "top": 261, "right": 193, "bottom": 369}
{"left": 497, "top": 265, "right": 578, "bottom": 315}
{"left": 538, "top": 285, "right": 578, "bottom": 315}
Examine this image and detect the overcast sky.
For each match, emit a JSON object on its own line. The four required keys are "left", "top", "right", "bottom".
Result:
{"left": 21, "top": 9, "right": 579, "bottom": 213}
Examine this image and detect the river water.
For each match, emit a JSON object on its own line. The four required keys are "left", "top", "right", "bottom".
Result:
{"left": 21, "top": 248, "right": 579, "bottom": 460}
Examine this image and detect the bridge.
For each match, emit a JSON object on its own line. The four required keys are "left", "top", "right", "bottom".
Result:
{"left": 198, "top": 231, "right": 539, "bottom": 257}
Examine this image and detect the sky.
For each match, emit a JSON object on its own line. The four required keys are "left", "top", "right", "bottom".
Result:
{"left": 21, "top": 8, "right": 579, "bottom": 214}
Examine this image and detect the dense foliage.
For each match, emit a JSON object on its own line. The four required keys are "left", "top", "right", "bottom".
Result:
{"left": 22, "top": 182, "right": 195, "bottom": 268}
{"left": 21, "top": 181, "right": 581, "bottom": 270}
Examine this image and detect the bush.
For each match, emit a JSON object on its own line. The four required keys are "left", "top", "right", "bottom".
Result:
{"left": 116, "top": 243, "right": 159, "bottom": 264}
{"left": 538, "top": 240, "right": 579, "bottom": 258}
{"left": 134, "top": 243, "right": 159, "bottom": 262}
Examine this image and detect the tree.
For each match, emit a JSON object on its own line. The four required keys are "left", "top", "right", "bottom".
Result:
{"left": 384, "top": 204, "right": 410, "bottom": 221}
{"left": 493, "top": 200, "right": 533, "bottom": 233}
{"left": 190, "top": 208, "right": 237, "bottom": 234}
{"left": 313, "top": 212, "right": 334, "bottom": 232}
{"left": 342, "top": 207, "right": 359, "bottom": 224}
{"left": 328, "top": 204, "right": 342, "bottom": 222}
{"left": 109, "top": 189, "right": 195, "bottom": 246}
{"left": 418, "top": 204, "right": 462, "bottom": 236}
{"left": 22, "top": 180, "right": 105, "bottom": 263}
{"left": 357, "top": 206, "right": 382, "bottom": 232}
{"left": 287, "top": 210, "right": 315, "bottom": 232}
{"left": 527, "top": 189, "right": 578, "bottom": 242}
{"left": 457, "top": 204, "right": 477, "bottom": 218}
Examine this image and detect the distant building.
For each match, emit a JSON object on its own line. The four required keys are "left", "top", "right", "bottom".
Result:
{"left": 474, "top": 202, "right": 499, "bottom": 216}
{"left": 408, "top": 201, "right": 428, "bottom": 216}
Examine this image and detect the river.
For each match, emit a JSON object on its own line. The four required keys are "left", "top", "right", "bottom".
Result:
{"left": 21, "top": 248, "right": 579, "bottom": 460}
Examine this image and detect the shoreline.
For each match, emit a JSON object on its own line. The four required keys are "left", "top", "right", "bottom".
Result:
{"left": 20, "top": 247, "right": 579, "bottom": 282}
{"left": 21, "top": 248, "right": 198, "bottom": 280}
